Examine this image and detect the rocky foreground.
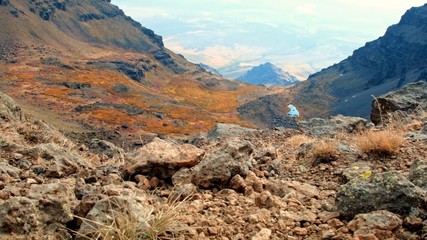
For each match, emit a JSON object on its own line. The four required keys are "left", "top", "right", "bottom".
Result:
{"left": 1, "top": 82, "right": 427, "bottom": 239}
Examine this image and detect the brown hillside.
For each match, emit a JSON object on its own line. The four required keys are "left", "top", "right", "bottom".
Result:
{"left": 0, "top": 0, "right": 269, "bottom": 147}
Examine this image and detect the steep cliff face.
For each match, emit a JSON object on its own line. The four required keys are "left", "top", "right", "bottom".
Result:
{"left": 294, "top": 3, "right": 427, "bottom": 118}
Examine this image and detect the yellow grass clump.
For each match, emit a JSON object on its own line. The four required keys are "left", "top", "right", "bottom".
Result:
{"left": 74, "top": 192, "right": 190, "bottom": 240}
{"left": 286, "top": 134, "right": 315, "bottom": 148}
{"left": 356, "top": 129, "right": 405, "bottom": 156}
{"left": 311, "top": 140, "right": 338, "bottom": 166}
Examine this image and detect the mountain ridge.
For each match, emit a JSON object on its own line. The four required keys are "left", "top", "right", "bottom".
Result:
{"left": 237, "top": 62, "right": 300, "bottom": 87}
{"left": 238, "top": 3, "right": 427, "bottom": 127}
{"left": 0, "top": 0, "right": 268, "bottom": 147}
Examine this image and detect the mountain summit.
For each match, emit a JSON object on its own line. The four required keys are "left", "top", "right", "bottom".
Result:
{"left": 290, "top": 3, "right": 427, "bottom": 118}
{"left": 237, "top": 62, "right": 300, "bottom": 87}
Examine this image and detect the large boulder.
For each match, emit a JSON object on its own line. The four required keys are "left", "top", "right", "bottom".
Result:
{"left": 335, "top": 171, "right": 427, "bottom": 219}
{"left": 125, "top": 138, "right": 205, "bottom": 179}
{"left": 0, "top": 92, "right": 24, "bottom": 122}
{"left": 371, "top": 81, "right": 427, "bottom": 125}
{"left": 191, "top": 139, "right": 254, "bottom": 189}
{"left": 27, "top": 182, "right": 77, "bottom": 224}
{"left": 18, "top": 143, "right": 93, "bottom": 178}
{"left": 0, "top": 197, "right": 40, "bottom": 235}
{"left": 0, "top": 182, "right": 76, "bottom": 237}
{"left": 299, "top": 115, "right": 369, "bottom": 136}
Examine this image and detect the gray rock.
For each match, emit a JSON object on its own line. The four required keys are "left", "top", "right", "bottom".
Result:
{"left": 191, "top": 139, "right": 254, "bottom": 189}
{"left": 407, "top": 132, "right": 427, "bottom": 141}
{"left": 341, "top": 161, "right": 373, "bottom": 182}
{"left": 125, "top": 138, "right": 205, "bottom": 179}
{"left": 28, "top": 182, "right": 76, "bottom": 224}
{"left": 409, "top": 160, "right": 427, "bottom": 190}
{"left": 171, "top": 168, "right": 193, "bottom": 186}
{"left": 0, "top": 197, "right": 39, "bottom": 234}
{"left": 88, "top": 139, "right": 125, "bottom": 159}
{"left": 336, "top": 171, "right": 426, "bottom": 219}
{"left": 0, "top": 91, "right": 24, "bottom": 122}
{"left": 207, "top": 123, "right": 257, "bottom": 138}
{"left": 0, "top": 162, "right": 21, "bottom": 179}
{"left": 19, "top": 143, "right": 93, "bottom": 178}
{"left": 299, "top": 115, "right": 368, "bottom": 136}
{"left": 371, "top": 81, "right": 427, "bottom": 125}
{"left": 423, "top": 121, "right": 427, "bottom": 134}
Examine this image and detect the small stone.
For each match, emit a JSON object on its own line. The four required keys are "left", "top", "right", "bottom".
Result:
{"left": 0, "top": 190, "right": 10, "bottom": 200}
{"left": 403, "top": 216, "right": 423, "bottom": 231}
{"left": 321, "top": 229, "right": 335, "bottom": 239}
{"left": 251, "top": 228, "right": 272, "bottom": 240}
{"left": 26, "top": 178, "right": 38, "bottom": 185}
{"left": 255, "top": 191, "right": 274, "bottom": 209}
{"left": 293, "top": 227, "right": 308, "bottom": 236}
{"left": 208, "top": 226, "right": 219, "bottom": 235}
{"left": 318, "top": 211, "right": 340, "bottom": 223}
{"left": 149, "top": 177, "right": 160, "bottom": 189}
{"left": 229, "top": 174, "right": 246, "bottom": 193}
{"left": 328, "top": 218, "right": 344, "bottom": 228}
{"left": 135, "top": 175, "right": 150, "bottom": 189}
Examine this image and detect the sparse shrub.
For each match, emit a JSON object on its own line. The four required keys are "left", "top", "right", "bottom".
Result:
{"left": 286, "top": 134, "right": 314, "bottom": 148}
{"left": 74, "top": 193, "right": 189, "bottom": 240}
{"left": 356, "top": 129, "right": 405, "bottom": 156}
{"left": 311, "top": 140, "right": 338, "bottom": 166}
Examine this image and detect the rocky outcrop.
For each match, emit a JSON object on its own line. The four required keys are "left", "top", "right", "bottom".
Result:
{"left": 109, "top": 61, "right": 145, "bottom": 82}
{"left": 18, "top": 143, "right": 93, "bottom": 178}
{"left": 75, "top": 102, "right": 145, "bottom": 115}
{"left": 299, "top": 115, "right": 369, "bottom": 136}
{"left": 0, "top": 92, "right": 24, "bottom": 122}
{"left": 78, "top": 13, "right": 105, "bottom": 22}
{"left": 371, "top": 81, "right": 427, "bottom": 125}
{"left": 88, "top": 139, "right": 125, "bottom": 160}
{"left": 125, "top": 138, "right": 205, "bottom": 179}
{"left": 207, "top": 123, "right": 257, "bottom": 138}
{"left": 0, "top": 181, "right": 76, "bottom": 237}
{"left": 335, "top": 171, "right": 427, "bottom": 219}
{"left": 86, "top": 60, "right": 156, "bottom": 83}
{"left": 153, "top": 50, "right": 186, "bottom": 74}
{"left": 191, "top": 139, "right": 254, "bottom": 189}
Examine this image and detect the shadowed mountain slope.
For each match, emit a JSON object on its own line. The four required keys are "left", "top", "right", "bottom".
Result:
{"left": 296, "top": 3, "right": 427, "bottom": 118}
{"left": 239, "top": 4, "right": 427, "bottom": 126}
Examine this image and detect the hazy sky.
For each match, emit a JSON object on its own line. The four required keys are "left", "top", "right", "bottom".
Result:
{"left": 111, "top": 0, "right": 426, "bottom": 79}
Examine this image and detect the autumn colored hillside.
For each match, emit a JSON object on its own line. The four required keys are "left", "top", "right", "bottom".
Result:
{"left": 0, "top": 0, "right": 271, "bottom": 147}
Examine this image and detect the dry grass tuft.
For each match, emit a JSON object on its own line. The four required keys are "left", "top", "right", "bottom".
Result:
{"left": 311, "top": 140, "right": 338, "bottom": 166}
{"left": 286, "top": 134, "right": 315, "bottom": 148}
{"left": 356, "top": 129, "right": 405, "bottom": 156}
{"left": 74, "top": 193, "right": 190, "bottom": 240}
